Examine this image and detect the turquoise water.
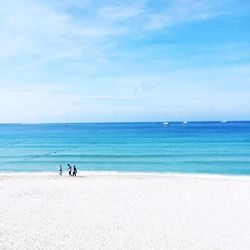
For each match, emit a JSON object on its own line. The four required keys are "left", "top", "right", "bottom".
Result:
{"left": 0, "top": 122, "right": 250, "bottom": 175}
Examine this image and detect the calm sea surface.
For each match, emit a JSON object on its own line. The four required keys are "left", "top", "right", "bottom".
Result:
{"left": 0, "top": 122, "right": 250, "bottom": 175}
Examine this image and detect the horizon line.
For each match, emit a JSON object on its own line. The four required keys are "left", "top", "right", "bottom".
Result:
{"left": 0, "top": 120, "right": 250, "bottom": 125}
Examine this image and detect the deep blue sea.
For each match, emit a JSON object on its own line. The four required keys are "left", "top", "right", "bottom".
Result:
{"left": 0, "top": 121, "right": 250, "bottom": 175}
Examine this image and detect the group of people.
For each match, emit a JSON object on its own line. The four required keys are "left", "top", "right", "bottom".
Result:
{"left": 58, "top": 164, "right": 77, "bottom": 176}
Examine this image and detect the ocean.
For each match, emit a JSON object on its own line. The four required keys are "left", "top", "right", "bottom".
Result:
{"left": 0, "top": 121, "right": 250, "bottom": 175}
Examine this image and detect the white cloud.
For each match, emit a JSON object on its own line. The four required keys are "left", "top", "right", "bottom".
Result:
{"left": 0, "top": 0, "right": 249, "bottom": 122}
{"left": 0, "top": 0, "right": 121, "bottom": 65}
{"left": 0, "top": 92, "right": 133, "bottom": 100}
{"left": 97, "top": 4, "right": 143, "bottom": 22}
{"left": 0, "top": 0, "right": 233, "bottom": 63}
{"left": 145, "top": 0, "right": 229, "bottom": 30}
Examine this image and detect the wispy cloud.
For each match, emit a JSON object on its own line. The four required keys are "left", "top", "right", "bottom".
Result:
{"left": 0, "top": 0, "right": 120, "bottom": 65}
{"left": 0, "top": 0, "right": 234, "bottom": 63}
{"left": 97, "top": 4, "right": 143, "bottom": 22}
{"left": 0, "top": 0, "right": 249, "bottom": 122}
{"left": 0, "top": 92, "right": 134, "bottom": 100}
{"left": 145, "top": 0, "right": 230, "bottom": 30}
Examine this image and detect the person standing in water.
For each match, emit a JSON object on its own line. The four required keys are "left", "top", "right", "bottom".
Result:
{"left": 58, "top": 165, "right": 62, "bottom": 176}
{"left": 73, "top": 166, "right": 77, "bottom": 177}
{"left": 67, "top": 164, "right": 72, "bottom": 176}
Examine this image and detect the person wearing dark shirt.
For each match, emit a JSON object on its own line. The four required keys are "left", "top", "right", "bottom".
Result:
{"left": 73, "top": 166, "right": 77, "bottom": 177}
{"left": 67, "top": 164, "right": 72, "bottom": 176}
{"left": 58, "top": 164, "right": 62, "bottom": 176}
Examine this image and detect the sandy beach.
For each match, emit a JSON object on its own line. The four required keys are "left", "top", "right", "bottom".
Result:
{"left": 0, "top": 173, "right": 250, "bottom": 250}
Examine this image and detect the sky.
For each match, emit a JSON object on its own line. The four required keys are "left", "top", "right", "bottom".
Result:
{"left": 0, "top": 0, "right": 250, "bottom": 123}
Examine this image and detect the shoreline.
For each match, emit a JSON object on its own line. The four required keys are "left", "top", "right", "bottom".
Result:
{"left": 1, "top": 170, "right": 250, "bottom": 180}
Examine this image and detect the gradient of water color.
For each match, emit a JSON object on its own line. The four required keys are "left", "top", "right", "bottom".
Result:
{"left": 0, "top": 122, "right": 250, "bottom": 175}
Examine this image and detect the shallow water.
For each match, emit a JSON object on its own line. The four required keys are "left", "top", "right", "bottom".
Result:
{"left": 0, "top": 121, "right": 250, "bottom": 175}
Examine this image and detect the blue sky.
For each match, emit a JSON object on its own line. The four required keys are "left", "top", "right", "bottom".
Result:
{"left": 0, "top": 0, "right": 250, "bottom": 123}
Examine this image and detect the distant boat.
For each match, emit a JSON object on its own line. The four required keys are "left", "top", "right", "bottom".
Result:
{"left": 183, "top": 121, "right": 188, "bottom": 124}
{"left": 221, "top": 120, "right": 228, "bottom": 123}
{"left": 163, "top": 122, "right": 169, "bottom": 126}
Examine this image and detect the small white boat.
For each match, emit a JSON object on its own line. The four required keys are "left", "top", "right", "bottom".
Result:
{"left": 221, "top": 120, "right": 228, "bottom": 123}
{"left": 163, "top": 122, "right": 169, "bottom": 126}
{"left": 183, "top": 121, "right": 188, "bottom": 124}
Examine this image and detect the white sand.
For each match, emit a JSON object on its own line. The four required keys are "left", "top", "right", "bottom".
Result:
{"left": 0, "top": 173, "right": 250, "bottom": 250}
